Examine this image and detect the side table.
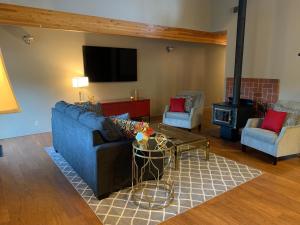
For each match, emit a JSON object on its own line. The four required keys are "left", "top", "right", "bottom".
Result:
{"left": 131, "top": 134, "right": 174, "bottom": 209}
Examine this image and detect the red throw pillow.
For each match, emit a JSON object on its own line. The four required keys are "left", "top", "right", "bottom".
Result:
{"left": 261, "top": 109, "right": 287, "bottom": 133}
{"left": 170, "top": 98, "right": 185, "bottom": 112}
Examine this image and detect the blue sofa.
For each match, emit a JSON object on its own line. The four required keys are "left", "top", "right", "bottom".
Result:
{"left": 51, "top": 101, "right": 133, "bottom": 199}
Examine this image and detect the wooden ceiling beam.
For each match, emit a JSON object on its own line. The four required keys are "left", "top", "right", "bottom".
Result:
{"left": 0, "top": 3, "right": 227, "bottom": 45}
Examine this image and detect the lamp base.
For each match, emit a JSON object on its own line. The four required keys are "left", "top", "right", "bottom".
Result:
{"left": 0, "top": 145, "right": 3, "bottom": 157}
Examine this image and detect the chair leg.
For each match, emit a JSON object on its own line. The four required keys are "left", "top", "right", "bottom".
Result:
{"left": 0, "top": 145, "right": 3, "bottom": 157}
{"left": 241, "top": 144, "right": 246, "bottom": 152}
{"left": 198, "top": 124, "right": 202, "bottom": 132}
{"left": 272, "top": 157, "right": 278, "bottom": 165}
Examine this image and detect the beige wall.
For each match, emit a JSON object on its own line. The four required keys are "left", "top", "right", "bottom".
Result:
{"left": 0, "top": 26, "right": 225, "bottom": 139}
{"left": 1, "top": 0, "right": 213, "bottom": 31}
{"left": 212, "top": 0, "right": 300, "bottom": 101}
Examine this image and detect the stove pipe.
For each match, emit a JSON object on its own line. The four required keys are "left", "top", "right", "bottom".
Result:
{"left": 232, "top": 0, "right": 247, "bottom": 106}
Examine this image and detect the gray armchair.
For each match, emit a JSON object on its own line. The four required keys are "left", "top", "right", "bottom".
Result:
{"left": 163, "top": 90, "right": 204, "bottom": 130}
{"left": 241, "top": 101, "right": 300, "bottom": 164}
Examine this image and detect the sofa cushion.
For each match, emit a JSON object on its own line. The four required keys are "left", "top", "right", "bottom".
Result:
{"left": 284, "top": 113, "right": 300, "bottom": 126}
{"left": 170, "top": 98, "right": 185, "bottom": 112}
{"left": 79, "top": 102, "right": 103, "bottom": 115}
{"left": 110, "top": 113, "right": 130, "bottom": 120}
{"left": 165, "top": 112, "right": 190, "bottom": 120}
{"left": 273, "top": 103, "right": 300, "bottom": 126}
{"left": 243, "top": 128, "right": 278, "bottom": 144}
{"left": 111, "top": 118, "right": 149, "bottom": 138}
{"left": 79, "top": 111, "right": 105, "bottom": 130}
{"left": 65, "top": 105, "right": 86, "bottom": 120}
{"left": 55, "top": 101, "right": 70, "bottom": 113}
{"left": 100, "top": 118, "right": 124, "bottom": 142}
{"left": 176, "top": 95, "right": 196, "bottom": 112}
{"left": 261, "top": 109, "right": 287, "bottom": 133}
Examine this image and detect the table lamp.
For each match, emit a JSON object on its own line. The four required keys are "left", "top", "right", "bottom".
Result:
{"left": 0, "top": 48, "right": 21, "bottom": 157}
{"left": 72, "top": 76, "right": 89, "bottom": 102}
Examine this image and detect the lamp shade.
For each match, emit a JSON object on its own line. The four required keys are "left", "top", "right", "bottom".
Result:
{"left": 72, "top": 76, "right": 89, "bottom": 88}
{"left": 0, "top": 49, "right": 20, "bottom": 114}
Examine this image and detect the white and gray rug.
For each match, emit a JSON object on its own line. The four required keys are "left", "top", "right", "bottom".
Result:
{"left": 45, "top": 147, "right": 262, "bottom": 225}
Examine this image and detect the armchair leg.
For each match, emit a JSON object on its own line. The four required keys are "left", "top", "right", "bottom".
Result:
{"left": 272, "top": 157, "right": 278, "bottom": 165}
{"left": 188, "top": 129, "right": 192, "bottom": 132}
{"left": 241, "top": 144, "right": 247, "bottom": 152}
{"left": 0, "top": 145, "right": 3, "bottom": 157}
{"left": 198, "top": 124, "right": 202, "bottom": 132}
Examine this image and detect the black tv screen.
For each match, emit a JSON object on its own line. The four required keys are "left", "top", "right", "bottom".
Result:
{"left": 83, "top": 46, "right": 137, "bottom": 82}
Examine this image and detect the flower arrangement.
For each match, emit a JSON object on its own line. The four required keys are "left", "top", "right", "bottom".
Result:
{"left": 134, "top": 122, "right": 154, "bottom": 146}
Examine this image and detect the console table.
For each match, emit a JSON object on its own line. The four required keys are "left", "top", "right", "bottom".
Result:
{"left": 101, "top": 98, "right": 150, "bottom": 121}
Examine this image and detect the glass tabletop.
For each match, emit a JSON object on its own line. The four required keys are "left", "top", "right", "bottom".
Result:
{"left": 151, "top": 123, "right": 208, "bottom": 146}
{"left": 132, "top": 136, "right": 174, "bottom": 153}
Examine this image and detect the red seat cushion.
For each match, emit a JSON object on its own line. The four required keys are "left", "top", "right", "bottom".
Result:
{"left": 261, "top": 109, "right": 287, "bottom": 133}
{"left": 170, "top": 98, "right": 185, "bottom": 112}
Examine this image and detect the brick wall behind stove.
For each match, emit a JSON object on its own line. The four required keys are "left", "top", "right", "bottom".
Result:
{"left": 226, "top": 78, "right": 279, "bottom": 103}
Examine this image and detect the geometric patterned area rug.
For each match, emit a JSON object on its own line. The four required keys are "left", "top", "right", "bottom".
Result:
{"left": 45, "top": 147, "right": 262, "bottom": 225}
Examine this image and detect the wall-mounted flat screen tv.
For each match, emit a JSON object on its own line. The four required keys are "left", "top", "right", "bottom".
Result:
{"left": 82, "top": 46, "right": 137, "bottom": 82}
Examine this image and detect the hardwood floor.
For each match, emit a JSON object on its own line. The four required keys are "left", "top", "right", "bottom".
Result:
{"left": 0, "top": 131, "right": 300, "bottom": 225}
{"left": 0, "top": 133, "right": 100, "bottom": 225}
{"left": 162, "top": 131, "right": 300, "bottom": 225}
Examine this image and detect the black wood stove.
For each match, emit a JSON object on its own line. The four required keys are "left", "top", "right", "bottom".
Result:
{"left": 212, "top": 0, "right": 254, "bottom": 141}
{"left": 213, "top": 98, "right": 254, "bottom": 140}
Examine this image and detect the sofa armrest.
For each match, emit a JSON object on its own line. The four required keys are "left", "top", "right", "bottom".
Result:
{"left": 94, "top": 140, "right": 132, "bottom": 152}
{"left": 94, "top": 140, "right": 133, "bottom": 198}
{"left": 189, "top": 106, "right": 203, "bottom": 129}
{"left": 244, "top": 118, "right": 263, "bottom": 128}
{"left": 191, "top": 105, "right": 201, "bottom": 114}
{"left": 164, "top": 105, "right": 170, "bottom": 113}
{"left": 275, "top": 125, "right": 300, "bottom": 157}
{"left": 189, "top": 105, "right": 201, "bottom": 118}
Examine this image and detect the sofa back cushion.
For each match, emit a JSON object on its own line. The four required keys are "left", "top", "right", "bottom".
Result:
{"left": 55, "top": 101, "right": 130, "bottom": 143}
{"left": 65, "top": 105, "right": 86, "bottom": 120}
{"left": 261, "top": 109, "right": 287, "bottom": 133}
{"left": 77, "top": 101, "right": 103, "bottom": 115}
{"left": 177, "top": 90, "right": 203, "bottom": 107}
{"left": 79, "top": 111, "right": 105, "bottom": 130}
{"left": 78, "top": 111, "right": 106, "bottom": 145}
{"left": 272, "top": 101, "right": 300, "bottom": 126}
{"left": 175, "top": 95, "right": 195, "bottom": 112}
{"left": 55, "top": 101, "right": 70, "bottom": 113}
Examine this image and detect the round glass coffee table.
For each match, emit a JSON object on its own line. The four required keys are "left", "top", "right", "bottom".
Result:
{"left": 131, "top": 133, "right": 174, "bottom": 209}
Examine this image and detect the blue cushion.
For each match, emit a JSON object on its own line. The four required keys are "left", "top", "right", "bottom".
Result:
{"left": 55, "top": 101, "right": 70, "bottom": 113}
{"left": 110, "top": 113, "right": 130, "bottom": 120}
{"left": 65, "top": 105, "right": 86, "bottom": 120}
{"left": 79, "top": 111, "right": 105, "bottom": 130}
{"left": 100, "top": 118, "right": 124, "bottom": 142}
